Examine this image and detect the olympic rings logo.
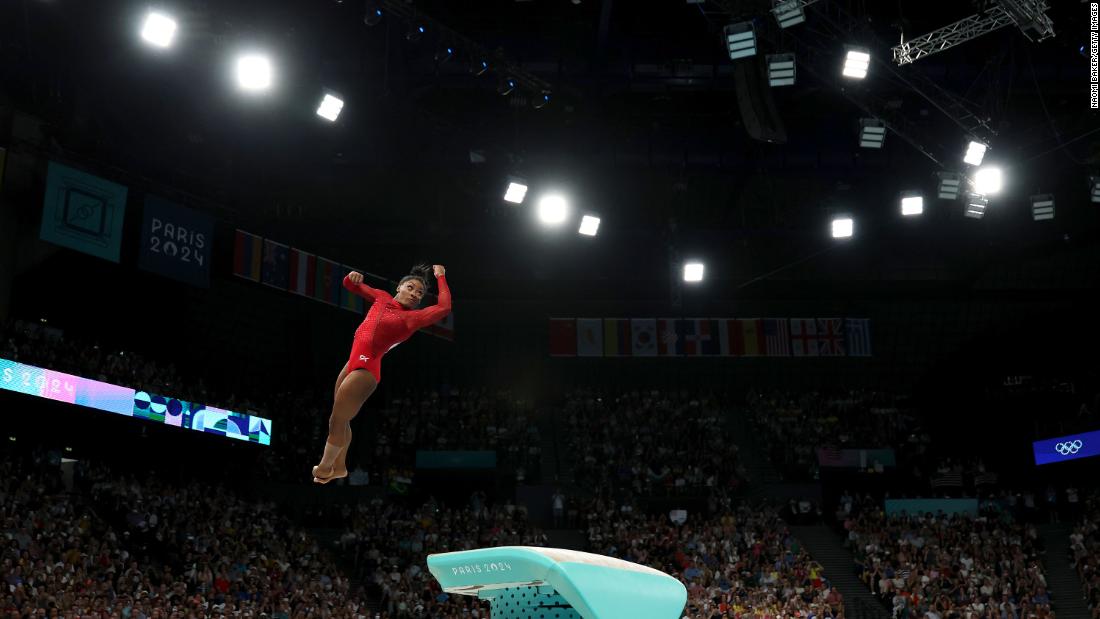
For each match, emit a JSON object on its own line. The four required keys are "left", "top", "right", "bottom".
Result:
{"left": 1055, "top": 440, "right": 1083, "bottom": 455}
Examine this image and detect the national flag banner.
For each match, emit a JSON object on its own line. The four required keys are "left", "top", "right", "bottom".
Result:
{"left": 603, "top": 318, "right": 632, "bottom": 357}
{"left": 313, "top": 257, "right": 342, "bottom": 305}
{"left": 576, "top": 318, "right": 603, "bottom": 357}
{"left": 720, "top": 318, "right": 764, "bottom": 356}
{"left": 549, "top": 318, "right": 577, "bottom": 356}
{"left": 287, "top": 248, "right": 316, "bottom": 296}
{"left": 657, "top": 318, "right": 680, "bottom": 356}
{"left": 232, "top": 230, "right": 264, "bottom": 281}
{"left": 421, "top": 311, "right": 455, "bottom": 342}
{"left": 763, "top": 318, "right": 790, "bottom": 357}
{"left": 631, "top": 319, "right": 658, "bottom": 357}
{"left": 816, "top": 318, "right": 846, "bottom": 356}
{"left": 679, "top": 319, "right": 719, "bottom": 356}
{"left": 260, "top": 239, "right": 290, "bottom": 290}
{"left": 790, "top": 318, "right": 819, "bottom": 357}
{"left": 338, "top": 265, "right": 367, "bottom": 314}
{"left": 846, "top": 318, "right": 873, "bottom": 357}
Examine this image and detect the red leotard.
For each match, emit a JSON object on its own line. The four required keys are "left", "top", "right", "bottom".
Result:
{"left": 343, "top": 273, "right": 452, "bottom": 383}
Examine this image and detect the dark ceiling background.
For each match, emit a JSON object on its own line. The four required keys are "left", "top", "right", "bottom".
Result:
{"left": 1, "top": 0, "right": 1096, "bottom": 302}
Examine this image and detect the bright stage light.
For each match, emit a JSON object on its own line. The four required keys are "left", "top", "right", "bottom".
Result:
{"left": 141, "top": 12, "right": 177, "bottom": 48}
{"left": 901, "top": 195, "right": 923, "bottom": 216}
{"left": 963, "top": 141, "right": 987, "bottom": 166}
{"left": 683, "top": 262, "right": 705, "bottom": 283}
{"left": 537, "top": 195, "right": 569, "bottom": 225}
{"left": 316, "top": 93, "right": 344, "bottom": 121}
{"left": 973, "top": 166, "right": 1003, "bottom": 195}
{"left": 723, "top": 22, "right": 756, "bottom": 60}
{"left": 843, "top": 48, "right": 870, "bottom": 79}
{"left": 831, "top": 217, "right": 854, "bottom": 238}
{"left": 578, "top": 215, "right": 600, "bottom": 236}
{"left": 504, "top": 179, "right": 528, "bottom": 204}
{"left": 859, "top": 118, "right": 886, "bottom": 148}
{"left": 1031, "top": 194, "right": 1054, "bottom": 221}
{"left": 236, "top": 54, "right": 273, "bottom": 91}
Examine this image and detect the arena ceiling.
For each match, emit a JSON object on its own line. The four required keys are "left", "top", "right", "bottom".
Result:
{"left": 1, "top": 0, "right": 1096, "bottom": 299}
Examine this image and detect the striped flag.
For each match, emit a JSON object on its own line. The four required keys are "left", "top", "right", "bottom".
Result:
{"left": 790, "top": 318, "right": 819, "bottom": 357}
{"left": 763, "top": 319, "right": 790, "bottom": 357}
{"left": 603, "top": 318, "right": 632, "bottom": 357}
{"left": 313, "top": 257, "right": 341, "bottom": 305}
{"left": 577, "top": 318, "right": 603, "bottom": 357}
{"left": 846, "top": 318, "right": 872, "bottom": 357}
{"left": 720, "top": 318, "right": 763, "bottom": 356}
{"left": 232, "top": 230, "right": 263, "bottom": 281}
{"left": 657, "top": 318, "right": 680, "bottom": 356}
{"left": 549, "top": 318, "right": 577, "bottom": 356}
{"left": 287, "top": 248, "right": 315, "bottom": 296}
{"left": 631, "top": 319, "right": 658, "bottom": 357}
{"left": 339, "top": 265, "right": 366, "bottom": 314}
{"left": 816, "top": 318, "right": 846, "bottom": 356}
{"left": 260, "top": 240, "right": 289, "bottom": 290}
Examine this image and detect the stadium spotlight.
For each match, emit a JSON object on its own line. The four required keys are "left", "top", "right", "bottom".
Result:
{"left": 937, "top": 172, "right": 963, "bottom": 200}
{"left": 316, "top": 92, "right": 345, "bottom": 122}
{"left": 407, "top": 23, "right": 425, "bottom": 42}
{"left": 683, "top": 262, "right": 705, "bottom": 283}
{"left": 973, "top": 166, "right": 1003, "bottom": 195}
{"left": 831, "top": 217, "right": 854, "bottom": 238}
{"left": 965, "top": 193, "right": 988, "bottom": 219}
{"left": 767, "top": 53, "right": 796, "bottom": 86}
{"left": 532, "top": 91, "right": 552, "bottom": 109}
{"left": 470, "top": 58, "right": 490, "bottom": 76}
{"left": 901, "top": 194, "right": 924, "bottom": 216}
{"left": 363, "top": 2, "right": 383, "bottom": 26}
{"left": 859, "top": 118, "right": 886, "bottom": 148}
{"left": 503, "top": 178, "right": 528, "bottom": 204}
{"left": 579, "top": 215, "right": 601, "bottom": 236}
{"left": 537, "top": 194, "right": 569, "bottom": 225}
{"left": 497, "top": 76, "right": 516, "bottom": 96}
{"left": 963, "top": 140, "right": 987, "bottom": 166}
{"left": 141, "top": 11, "right": 177, "bottom": 48}
{"left": 843, "top": 47, "right": 870, "bottom": 79}
{"left": 236, "top": 54, "right": 273, "bottom": 92}
{"left": 1030, "top": 194, "right": 1054, "bottom": 221}
{"left": 772, "top": 0, "right": 806, "bottom": 28}
{"left": 723, "top": 22, "right": 757, "bottom": 60}
{"left": 1090, "top": 175, "right": 1100, "bottom": 203}
{"left": 435, "top": 46, "right": 455, "bottom": 64}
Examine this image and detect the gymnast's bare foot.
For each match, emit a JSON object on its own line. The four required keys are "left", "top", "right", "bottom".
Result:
{"left": 312, "top": 465, "right": 347, "bottom": 484}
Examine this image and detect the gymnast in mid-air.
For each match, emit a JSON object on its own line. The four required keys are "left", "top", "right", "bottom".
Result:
{"left": 312, "top": 263, "right": 451, "bottom": 483}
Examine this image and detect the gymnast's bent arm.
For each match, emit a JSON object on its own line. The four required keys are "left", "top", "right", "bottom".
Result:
{"left": 343, "top": 271, "right": 393, "bottom": 304}
{"left": 406, "top": 267, "right": 452, "bottom": 330}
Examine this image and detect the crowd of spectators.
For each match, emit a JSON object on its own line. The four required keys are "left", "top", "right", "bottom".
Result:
{"left": 1, "top": 446, "right": 372, "bottom": 618}
{"left": 747, "top": 389, "right": 917, "bottom": 483}
{"left": 584, "top": 498, "right": 844, "bottom": 618}
{"left": 560, "top": 389, "right": 746, "bottom": 502}
{"left": 844, "top": 495, "right": 1054, "bottom": 619}
{"left": 1069, "top": 492, "right": 1100, "bottom": 618}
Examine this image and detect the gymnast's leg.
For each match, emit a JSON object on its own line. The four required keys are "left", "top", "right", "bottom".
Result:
{"left": 313, "top": 368, "right": 377, "bottom": 483}
{"left": 331, "top": 362, "right": 351, "bottom": 477}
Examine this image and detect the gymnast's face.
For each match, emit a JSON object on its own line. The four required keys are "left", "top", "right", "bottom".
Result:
{"left": 395, "top": 279, "right": 425, "bottom": 309}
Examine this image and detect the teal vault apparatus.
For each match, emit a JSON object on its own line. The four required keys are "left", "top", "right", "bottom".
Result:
{"left": 427, "top": 546, "right": 687, "bottom": 619}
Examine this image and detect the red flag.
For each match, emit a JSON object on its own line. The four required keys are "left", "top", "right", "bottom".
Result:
{"left": 549, "top": 318, "right": 577, "bottom": 356}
